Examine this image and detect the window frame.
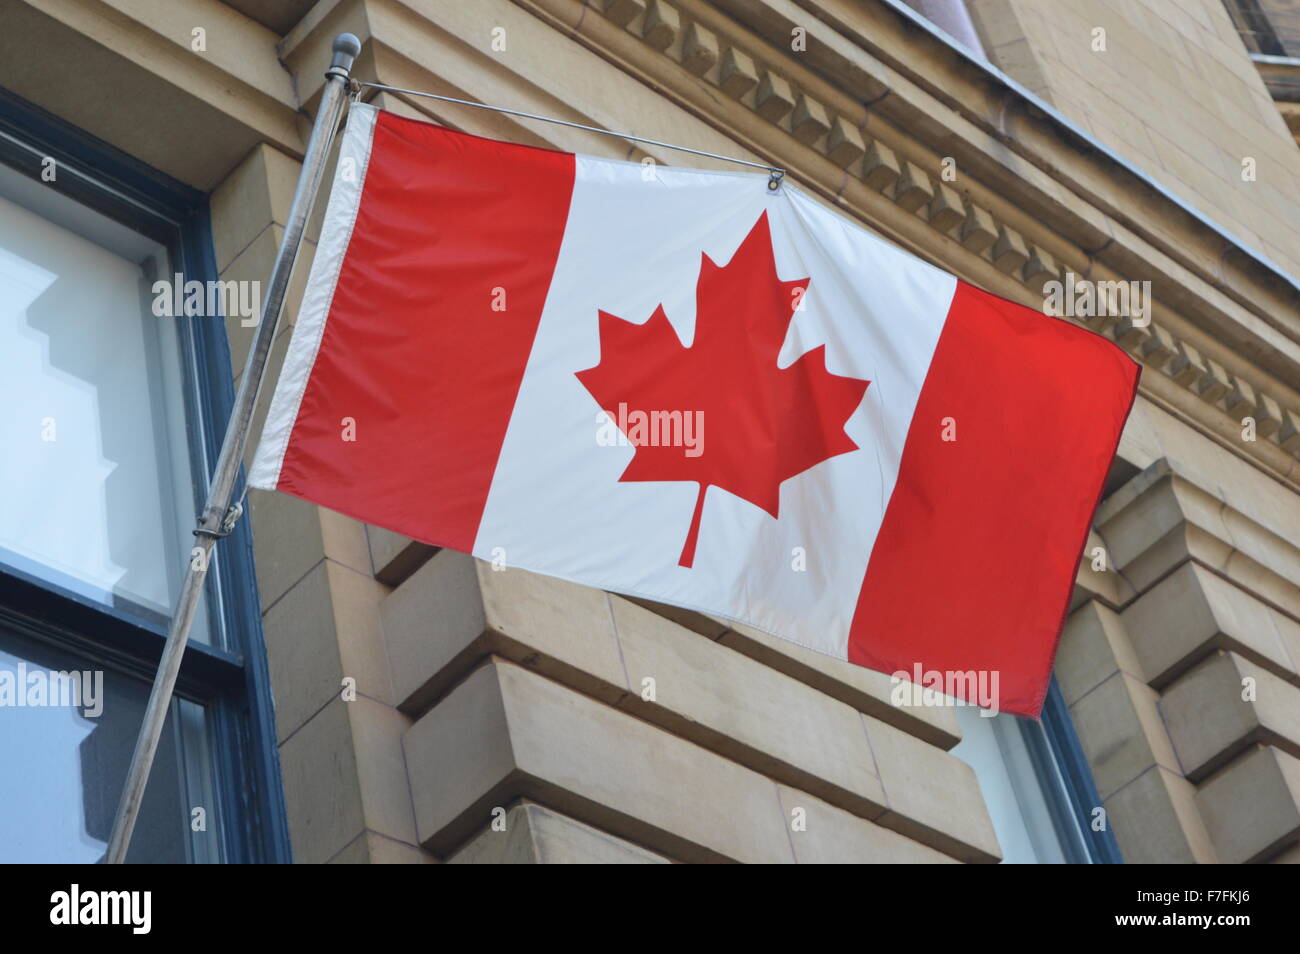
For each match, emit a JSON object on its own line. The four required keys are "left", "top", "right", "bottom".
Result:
{"left": 0, "top": 86, "right": 290, "bottom": 864}
{"left": 1019, "top": 677, "right": 1124, "bottom": 863}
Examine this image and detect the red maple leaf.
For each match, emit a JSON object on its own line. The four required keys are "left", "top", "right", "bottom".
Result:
{"left": 576, "top": 210, "right": 870, "bottom": 568}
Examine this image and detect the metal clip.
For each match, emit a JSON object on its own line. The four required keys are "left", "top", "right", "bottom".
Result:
{"left": 220, "top": 499, "right": 244, "bottom": 535}
{"left": 767, "top": 168, "right": 786, "bottom": 192}
{"left": 192, "top": 500, "right": 244, "bottom": 541}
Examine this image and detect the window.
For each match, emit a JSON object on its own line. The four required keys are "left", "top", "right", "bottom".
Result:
{"left": 952, "top": 678, "right": 1122, "bottom": 863}
{"left": 0, "top": 88, "right": 288, "bottom": 862}
{"left": 899, "top": 0, "right": 987, "bottom": 58}
{"left": 1223, "top": 0, "right": 1295, "bottom": 58}
{"left": 0, "top": 621, "right": 219, "bottom": 862}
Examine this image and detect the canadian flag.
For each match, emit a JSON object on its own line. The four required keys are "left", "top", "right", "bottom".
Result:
{"left": 251, "top": 104, "right": 1139, "bottom": 717}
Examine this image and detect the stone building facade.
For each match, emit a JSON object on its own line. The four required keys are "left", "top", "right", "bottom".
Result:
{"left": 2, "top": 0, "right": 1299, "bottom": 863}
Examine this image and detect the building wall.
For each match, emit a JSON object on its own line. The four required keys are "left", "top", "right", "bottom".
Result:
{"left": 6, "top": 0, "right": 1299, "bottom": 862}
{"left": 968, "top": 0, "right": 1300, "bottom": 277}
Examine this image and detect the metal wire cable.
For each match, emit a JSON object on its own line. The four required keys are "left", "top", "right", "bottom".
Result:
{"left": 354, "top": 80, "right": 786, "bottom": 186}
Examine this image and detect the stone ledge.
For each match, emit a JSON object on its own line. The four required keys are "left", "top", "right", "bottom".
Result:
{"left": 1056, "top": 600, "right": 1144, "bottom": 707}
{"left": 1097, "top": 461, "right": 1300, "bottom": 603}
{"left": 1106, "top": 765, "right": 1217, "bottom": 863}
{"left": 1196, "top": 745, "right": 1300, "bottom": 864}
{"left": 627, "top": 597, "right": 962, "bottom": 748}
{"left": 448, "top": 798, "right": 672, "bottom": 863}
{"left": 366, "top": 525, "right": 439, "bottom": 586}
{"left": 1122, "top": 562, "right": 1300, "bottom": 688}
{"left": 381, "top": 553, "right": 997, "bottom": 858}
{"left": 403, "top": 657, "right": 991, "bottom": 861}
{"left": 1068, "top": 671, "right": 1180, "bottom": 801}
{"left": 1160, "top": 651, "right": 1300, "bottom": 781}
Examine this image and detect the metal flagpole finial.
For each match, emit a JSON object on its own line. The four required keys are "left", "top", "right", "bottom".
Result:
{"left": 328, "top": 33, "right": 361, "bottom": 78}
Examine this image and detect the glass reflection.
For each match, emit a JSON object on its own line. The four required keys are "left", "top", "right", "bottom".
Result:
{"left": 0, "top": 162, "right": 215, "bottom": 644}
{"left": 0, "top": 623, "right": 221, "bottom": 862}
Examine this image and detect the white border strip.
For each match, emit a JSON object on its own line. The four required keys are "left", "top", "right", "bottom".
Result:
{"left": 248, "top": 102, "right": 379, "bottom": 489}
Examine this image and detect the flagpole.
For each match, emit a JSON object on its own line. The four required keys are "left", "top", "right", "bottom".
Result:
{"left": 105, "top": 33, "right": 361, "bottom": 865}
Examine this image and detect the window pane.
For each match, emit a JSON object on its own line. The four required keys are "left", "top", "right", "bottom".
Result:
{"left": 0, "top": 161, "right": 214, "bottom": 643}
{"left": 0, "top": 621, "right": 223, "bottom": 862}
{"left": 951, "top": 705, "right": 1077, "bottom": 863}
